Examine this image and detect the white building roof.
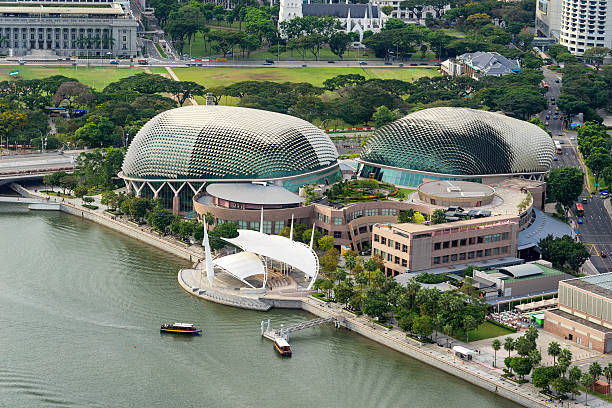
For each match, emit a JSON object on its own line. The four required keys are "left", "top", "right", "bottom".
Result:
{"left": 205, "top": 183, "right": 304, "bottom": 205}
{"left": 212, "top": 251, "right": 265, "bottom": 288}
{"left": 223, "top": 229, "right": 319, "bottom": 284}
{"left": 452, "top": 346, "right": 475, "bottom": 355}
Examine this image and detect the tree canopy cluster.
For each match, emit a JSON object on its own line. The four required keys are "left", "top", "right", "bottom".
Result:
{"left": 577, "top": 122, "right": 612, "bottom": 188}
{"left": 557, "top": 63, "right": 610, "bottom": 123}
{"left": 538, "top": 234, "right": 589, "bottom": 273}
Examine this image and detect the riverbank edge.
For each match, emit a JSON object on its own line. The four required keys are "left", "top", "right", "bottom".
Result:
{"left": 15, "top": 184, "right": 554, "bottom": 408}
{"left": 13, "top": 184, "right": 202, "bottom": 263}
{"left": 177, "top": 271, "right": 550, "bottom": 408}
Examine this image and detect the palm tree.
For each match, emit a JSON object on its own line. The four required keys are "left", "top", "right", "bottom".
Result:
{"left": 589, "top": 362, "right": 602, "bottom": 382}
{"left": 558, "top": 348, "right": 573, "bottom": 378}
{"left": 504, "top": 337, "right": 515, "bottom": 357}
{"left": 603, "top": 363, "right": 612, "bottom": 394}
{"left": 548, "top": 341, "right": 561, "bottom": 366}
{"left": 569, "top": 366, "right": 582, "bottom": 400}
{"left": 492, "top": 339, "right": 501, "bottom": 367}
{"left": 581, "top": 373, "right": 595, "bottom": 406}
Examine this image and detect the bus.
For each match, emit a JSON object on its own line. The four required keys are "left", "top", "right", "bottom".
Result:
{"left": 554, "top": 140, "right": 563, "bottom": 154}
{"left": 576, "top": 203, "right": 584, "bottom": 217}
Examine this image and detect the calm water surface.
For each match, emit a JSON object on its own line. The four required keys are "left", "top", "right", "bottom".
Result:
{"left": 0, "top": 206, "right": 519, "bottom": 408}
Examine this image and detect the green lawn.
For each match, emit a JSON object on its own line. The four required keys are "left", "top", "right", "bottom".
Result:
{"left": 173, "top": 66, "right": 439, "bottom": 88}
{"left": 466, "top": 321, "right": 514, "bottom": 342}
{"left": 395, "top": 188, "right": 415, "bottom": 200}
{"left": 0, "top": 66, "right": 150, "bottom": 89}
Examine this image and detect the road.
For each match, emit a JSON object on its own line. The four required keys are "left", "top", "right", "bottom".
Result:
{"left": 0, "top": 58, "right": 439, "bottom": 69}
{"left": 0, "top": 151, "right": 80, "bottom": 174}
{"left": 542, "top": 68, "right": 612, "bottom": 274}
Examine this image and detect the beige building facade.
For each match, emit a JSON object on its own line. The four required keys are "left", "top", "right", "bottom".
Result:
{"left": 372, "top": 215, "right": 520, "bottom": 276}
{"left": 544, "top": 274, "right": 612, "bottom": 353}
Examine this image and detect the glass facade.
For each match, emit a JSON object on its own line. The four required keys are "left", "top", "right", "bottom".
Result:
{"left": 360, "top": 107, "right": 554, "bottom": 179}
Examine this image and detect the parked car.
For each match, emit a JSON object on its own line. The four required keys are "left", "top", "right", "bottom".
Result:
{"left": 582, "top": 198, "right": 588, "bottom": 203}
{"left": 577, "top": 218, "right": 583, "bottom": 224}
{"left": 555, "top": 79, "right": 560, "bottom": 83}
{"left": 327, "top": 60, "right": 335, "bottom": 63}
{"left": 262, "top": 62, "right": 273, "bottom": 65}
{"left": 546, "top": 115, "right": 550, "bottom": 120}
{"left": 384, "top": 62, "right": 392, "bottom": 65}
{"left": 553, "top": 157, "right": 559, "bottom": 161}
{"left": 602, "top": 252, "right": 607, "bottom": 258}
{"left": 359, "top": 61, "right": 368, "bottom": 65}
{"left": 265, "top": 59, "right": 274, "bottom": 64}
{"left": 545, "top": 122, "right": 549, "bottom": 126}
{"left": 109, "top": 60, "right": 119, "bottom": 65}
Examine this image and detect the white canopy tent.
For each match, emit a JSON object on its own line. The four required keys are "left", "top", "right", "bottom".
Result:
{"left": 222, "top": 229, "right": 320, "bottom": 289}
{"left": 212, "top": 252, "right": 266, "bottom": 288}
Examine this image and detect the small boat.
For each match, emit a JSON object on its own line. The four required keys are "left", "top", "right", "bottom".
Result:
{"left": 273, "top": 337, "right": 292, "bottom": 356}
{"left": 160, "top": 323, "right": 202, "bottom": 335}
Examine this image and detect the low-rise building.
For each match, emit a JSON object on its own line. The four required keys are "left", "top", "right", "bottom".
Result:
{"left": 544, "top": 273, "right": 612, "bottom": 353}
{"left": 441, "top": 52, "right": 520, "bottom": 79}
{"left": 473, "top": 261, "right": 571, "bottom": 302}
{"left": 372, "top": 215, "right": 520, "bottom": 276}
{"left": 0, "top": 0, "right": 138, "bottom": 57}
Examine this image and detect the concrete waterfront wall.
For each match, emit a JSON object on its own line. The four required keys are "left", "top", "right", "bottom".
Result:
{"left": 58, "top": 203, "right": 201, "bottom": 262}
{"left": 300, "top": 299, "right": 549, "bottom": 408}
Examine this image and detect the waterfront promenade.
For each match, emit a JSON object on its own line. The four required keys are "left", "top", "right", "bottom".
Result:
{"left": 11, "top": 183, "right": 606, "bottom": 408}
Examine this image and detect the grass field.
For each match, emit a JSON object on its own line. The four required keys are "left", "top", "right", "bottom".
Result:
{"left": 173, "top": 66, "right": 439, "bottom": 88}
{"left": 0, "top": 66, "right": 150, "bottom": 89}
{"left": 466, "top": 322, "right": 514, "bottom": 342}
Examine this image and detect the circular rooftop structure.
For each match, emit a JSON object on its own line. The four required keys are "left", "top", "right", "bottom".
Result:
{"left": 418, "top": 180, "right": 495, "bottom": 207}
{"left": 360, "top": 108, "right": 555, "bottom": 177}
{"left": 121, "top": 105, "right": 338, "bottom": 180}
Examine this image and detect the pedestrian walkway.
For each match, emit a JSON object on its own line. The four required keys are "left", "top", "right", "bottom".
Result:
{"left": 165, "top": 67, "right": 198, "bottom": 105}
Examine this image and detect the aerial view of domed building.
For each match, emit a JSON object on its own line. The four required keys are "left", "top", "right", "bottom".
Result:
{"left": 119, "top": 105, "right": 340, "bottom": 214}
{"left": 358, "top": 107, "right": 555, "bottom": 187}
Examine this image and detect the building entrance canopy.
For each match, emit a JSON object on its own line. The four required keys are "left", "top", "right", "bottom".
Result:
{"left": 223, "top": 229, "right": 319, "bottom": 287}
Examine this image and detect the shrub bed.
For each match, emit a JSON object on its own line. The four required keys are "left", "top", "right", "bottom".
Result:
{"left": 312, "top": 293, "right": 333, "bottom": 302}
{"left": 83, "top": 204, "right": 99, "bottom": 210}
{"left": 486, "top": 318, "right": 517, "bottom": 332}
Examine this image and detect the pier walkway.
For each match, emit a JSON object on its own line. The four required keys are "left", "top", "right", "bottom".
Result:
{"left": 261, "top": 317, "right": 337, "bottom": 341}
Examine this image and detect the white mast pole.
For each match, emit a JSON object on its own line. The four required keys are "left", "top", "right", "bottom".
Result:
{"left": 203, "top": 222, "right": 214, "bottom": 286}
{"left": 309, "top": 222, "right": 316, "bottom": 249}
{"left": 260, "top": 206, "right": 264, "bottom": 234}
{"left": 289, "top": 213, "right": 294, "bottom": 241}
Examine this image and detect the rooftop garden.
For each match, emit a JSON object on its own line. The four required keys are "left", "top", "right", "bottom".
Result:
{"left": 325, "top": 179, "right": 398, "bottom": 203}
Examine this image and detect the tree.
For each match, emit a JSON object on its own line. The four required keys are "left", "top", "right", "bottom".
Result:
{"left": 568, "top": 366, "right": 582, "bottom": 400}
{"left": 582, "top": 46, "right": 610, "bottom": 71}
{"left": 329, "top": 32, "right": 351, "bottom": 60}
{"left": 548, "top": 341, "right": 561, "bottom": 366}
{"left": 586, "top": 152, "right": 612, "bottom": 183}
{"left": 413, "top": 315, "right": 433, "bottom": 339}
{"left": 551, "top": 377, "right": 573, "bottom": 398}
{"left": 529, "top": 349, "right": 542, "bottom": 367}
{"left": 603, "top": 363, "right": 612, "bottom": 393}
{"left": 73, "top": 185, "right": 88, "bottom": 199}
{"left": 361, "top": 288, "right": 390, "bottom": 321}
{"left": 558, "top": 348, "right": 573, "bottom": 378}
{"left": 492, "top": 339, "right": 501, "bottom": 368}
{"left": 52, "top": 82, "right": 93, "bottom": 112}
{"left": 147, "top": 205, "right": 174, "bottom": 232}
{"left": 344, "top": 254, "right": 357, "bottom": 273}
{"left": 463, "top": 315, "right": 478, "bottom": 342}
{"left": 302, "top": 228, "right": 321, "bottom": 246}
{"left": 398, "top": 209, "right": 415, "bottom": 223}
{"left": 166, "top": 81, "right": 205, "bottom": 107}
{"left": 547, "top": 167, "right": 584, "bottom": 215}
{"left": 335, "top": 280, "right": 355, "bottom": 306}
{"left": 43, "top": 171, "right": 64, "bottom": 193}
{"left": 588, "top": 362, "right": 602, "bottom": 381}
{"left": 517, "top": 28, "right": 534, "bottom": 49}
{"left": 430, "top": 209, "right": 446, "bottom": 225}
{"left": 318, "top": 235, "right": 335, "bottom": 252}
{"left": 320, "top": 248, "right": 340, "bottom": 278}
{"left": 533, "top": 366, "right": 560, "bottom": 391}
{"left": 203, "top": 211, "right": 215, "bottom": 227}
{"left": 581, "top": 373, "right": 596, "bottom": 405}
{"left": 511, "top": 357, "right": 533, "bottom": 380}
{"left": 504, "top": 337, "right": 515, "bottom": 357}
{"left": 59, "top": 174, "right": 77, "bottom": 195}
{"left": 372, "top": 105, "right": 401, "bottom": 128}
